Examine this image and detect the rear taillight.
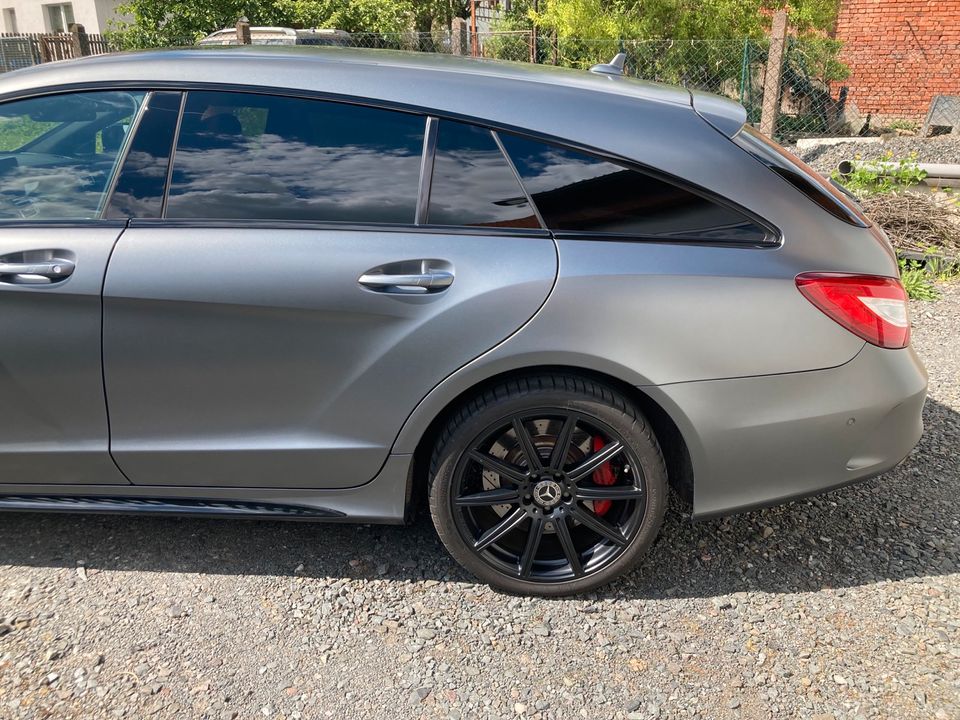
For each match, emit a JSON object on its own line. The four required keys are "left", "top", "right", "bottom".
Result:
{"left": 796, "top": 273, "right": 910, "bottom": 349}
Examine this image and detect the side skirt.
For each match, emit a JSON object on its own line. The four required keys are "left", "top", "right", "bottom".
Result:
{"left": 0, "top": 454, "right": 413, "bottom": 525}
{"left": 0, "top": 495, "right": 345, "bottom": 520}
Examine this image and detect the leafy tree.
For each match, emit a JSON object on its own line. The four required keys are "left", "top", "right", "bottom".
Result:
{"left": 110, "top": 0, "right": 469, "bottom": 48}
{"left": 275, "top": 0, "right": 467, "bottom": 35}
{"left": 501, "top": 0, "right": 840, "bottom": 40}
{"left": 110, "top": 0, "right": 287, "bottom": 47}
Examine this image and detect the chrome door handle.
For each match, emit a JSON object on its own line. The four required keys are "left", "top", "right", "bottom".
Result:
{"left": 0, "top": 258, "right": 75, "bottom": 279}
{"left": 358, "top": 270, "right": 454, "bottom": 291}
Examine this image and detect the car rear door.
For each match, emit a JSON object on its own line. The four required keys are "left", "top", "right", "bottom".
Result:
{"left": 0, "top": 89, "right": 145, "bottom": 485}
{"left": 102, "top": 90, "right": 556, "bottom": 489}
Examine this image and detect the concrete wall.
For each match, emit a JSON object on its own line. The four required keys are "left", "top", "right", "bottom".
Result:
{"left": 0, "top": 0, "right": 124, "bottom": 35}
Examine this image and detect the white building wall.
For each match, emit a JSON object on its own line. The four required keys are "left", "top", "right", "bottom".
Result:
{"left": 0, "top": 0, "right": 124, "bottom": 35}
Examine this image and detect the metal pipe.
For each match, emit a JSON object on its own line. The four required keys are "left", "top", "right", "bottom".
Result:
{"left": 837, "top": 160, "right": 960, "bottom": 180}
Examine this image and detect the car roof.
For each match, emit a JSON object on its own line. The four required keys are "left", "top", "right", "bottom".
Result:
{"left": 0, "top": 46, "right": 746, "bottom": 180}
{"left": 3, "top": 45, "right": 698, "bottom": 105}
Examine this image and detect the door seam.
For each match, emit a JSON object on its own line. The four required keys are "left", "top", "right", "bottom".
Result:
{"left": 100, "top": 220, "right": 134, "bottom": 484}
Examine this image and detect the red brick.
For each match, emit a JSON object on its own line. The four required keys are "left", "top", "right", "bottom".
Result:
{"left": 832, "top": 0, "right": 960, "bottom": 118}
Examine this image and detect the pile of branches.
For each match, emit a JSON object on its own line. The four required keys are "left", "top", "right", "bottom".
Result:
{"left": 860, "top": 192, "right": 960, "bottom": 257}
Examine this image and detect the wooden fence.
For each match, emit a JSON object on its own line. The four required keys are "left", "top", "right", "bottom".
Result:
{"left": 0, "top": 27, "right": 114, "bottom": 73}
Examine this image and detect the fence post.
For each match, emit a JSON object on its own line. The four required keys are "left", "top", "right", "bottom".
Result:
{"left": 469, "top": 0, "right": 478, "bottom": 57}
{"left": 68, "top": 23, "right": 89, "bottom": 57}
{"left": 236, "top": 17, "right": 251, "bottom": 45}
{"left": 760, "top": 10, "right": 787, "bottom": 137}
{"left": 451, "top": 17, "right": 467, "bottom": 55}
{"left": 38, "top": 36, "right": 52, "bottom": 63}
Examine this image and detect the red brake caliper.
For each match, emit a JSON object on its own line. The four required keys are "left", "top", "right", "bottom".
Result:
{"left": 591, "top": 436, "right": 616, "bottom": 516}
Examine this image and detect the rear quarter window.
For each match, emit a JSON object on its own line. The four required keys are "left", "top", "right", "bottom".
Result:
{"left": 498, "top": 132, "right": 771, "bottom": 244}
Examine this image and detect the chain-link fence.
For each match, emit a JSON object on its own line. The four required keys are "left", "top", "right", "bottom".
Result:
{"left": 1, "top": 27, "right": 956, "bottom": 142}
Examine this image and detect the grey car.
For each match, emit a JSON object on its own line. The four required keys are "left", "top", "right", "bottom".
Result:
{"left": 0, "top": 47, "right": 927, "bottom": 595}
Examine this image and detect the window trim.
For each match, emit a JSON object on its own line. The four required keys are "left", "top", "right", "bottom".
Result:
{"left": 158, "top": 92, "right": 187, "bottom": 219}
{"left": 97, "top": 89, "right": 155, "bottom": 219}
{"left": 126, "top": 217, "right": 553, "bottom": 239}
{"left": 0, "top": 81, "right": 778, "bottom": 245}
{"left": 102, "top": 90, "right": 184, "bottom": 220}
{"left": 491, "top": 129, "right": 546, "bottom": 231}
{"left": 415, "top": 116, "right": 438, "bottom": 226}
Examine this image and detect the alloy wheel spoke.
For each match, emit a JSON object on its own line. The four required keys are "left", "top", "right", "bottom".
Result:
{"left": 473, "top": 507, "right": 527, "bottom": 551}
{"left": 547, "top": 413, "right": 578, "bottom": 471}
{"left": 566, "top": 440, "right": 624, "bottom": 482}
{"left": 575, "top": 482, "right": 643, "bottom": 501}
{"left": 554, "top": 515, "right": 584, "bottom": 577}
{"left": 455, "top": 486, "right": 521, "bottom": 507}
{"left": 570, "top": 505, "right": 628, "bottom": 546}
{"left": 518, "top": 516, "right": 546, "bottom": 578}
{"left": 467, "top": 449, "right": 527, "bottom": 484}
{"left": 512, "top": 417, "right": 543, "bottom": 472}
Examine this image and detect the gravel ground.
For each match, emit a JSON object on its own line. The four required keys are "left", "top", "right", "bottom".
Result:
{"left": 2, "top": 286, "right": 959, "bottom": 720}
{"left": 787, "top": 135, "right": 960, "bottom": 175}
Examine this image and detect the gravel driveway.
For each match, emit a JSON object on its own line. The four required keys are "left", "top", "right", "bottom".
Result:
{"left": 787, "top": 134, "right": 960, "bottom": 175}
{"left": 2, "top": 286, "right": 958, "bottom": 720}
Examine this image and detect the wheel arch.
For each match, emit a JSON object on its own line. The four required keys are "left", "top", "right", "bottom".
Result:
{"left": 403, "top": 364, "right": 697, "bottom": 517}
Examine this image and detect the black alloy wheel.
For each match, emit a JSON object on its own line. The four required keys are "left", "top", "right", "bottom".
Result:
{"left": 429, "top": 375, "right": 667, "bottom": 596}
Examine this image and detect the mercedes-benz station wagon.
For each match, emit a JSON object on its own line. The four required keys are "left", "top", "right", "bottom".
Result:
{"left": 0, "top": 47, "right": 926, "bottom": 595}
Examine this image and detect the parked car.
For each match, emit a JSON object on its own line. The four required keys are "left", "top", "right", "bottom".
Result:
{"left": 198, "top": 27, "right": 351, "bottom": 47}
{"left": 0, "top": 47, "right": 926, "bottom": 595}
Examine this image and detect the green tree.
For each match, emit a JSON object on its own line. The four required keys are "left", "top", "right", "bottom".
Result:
{"left": 111, "top": 0, "right": 469, "bottom": 48}
{"left": 110, "top": 0, "right": 287, "bottom": 47}
{"left": 524, "top": 1, "right": 840, "bottom": 41}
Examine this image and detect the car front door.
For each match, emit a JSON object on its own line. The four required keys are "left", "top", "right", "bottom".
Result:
{"left": 102, "top": 90, "right": 556, "bottom": 489}
{"left": 0, "top": 89, "right": 145, "bottom": 485}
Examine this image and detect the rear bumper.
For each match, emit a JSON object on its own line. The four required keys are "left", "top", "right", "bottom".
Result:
{"left": 644, "top": 343, "right": 928, "bottom": 519}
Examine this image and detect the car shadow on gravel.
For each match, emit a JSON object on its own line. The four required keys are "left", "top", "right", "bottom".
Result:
{"left": 1, "top": 398, "right": 957, "bottom": 601}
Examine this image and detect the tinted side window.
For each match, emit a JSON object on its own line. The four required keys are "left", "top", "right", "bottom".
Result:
{"left": 427, "top": 120, "right": 539, "bottom": 228}
{"left": 0, "top": 91, "right": 145, "bottom": 220}
{"left": 499, "top": 133, "right": 770, "bottom": 243}
{"left": 104, "top": 91, "right": 181, "bottom": 219}
{"left": 166, "top": 91, "right": 425, "bottom": 223}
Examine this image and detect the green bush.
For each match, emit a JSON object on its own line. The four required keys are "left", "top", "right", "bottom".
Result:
{"left": 898, "top": 259, "right": 940, "bottom": 301}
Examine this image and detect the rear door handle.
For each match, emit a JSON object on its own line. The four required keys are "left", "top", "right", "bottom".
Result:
{"left": 0, "top": 258, "right": 75, "bottom": 281}
{"left": 358, "top": 270, "right": 454, "bottom": 292}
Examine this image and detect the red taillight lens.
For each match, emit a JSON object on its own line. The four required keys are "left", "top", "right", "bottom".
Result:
{"left": 796, "top": 273, "right": 910, "bottom": 349}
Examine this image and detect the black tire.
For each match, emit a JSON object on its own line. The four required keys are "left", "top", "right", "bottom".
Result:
{"left": 428, "top": 374, "right": 667, "bottom": 596}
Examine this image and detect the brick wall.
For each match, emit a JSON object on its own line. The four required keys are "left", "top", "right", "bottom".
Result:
{"left": 834, "top": 0, "right": 960, "bottom": 122}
